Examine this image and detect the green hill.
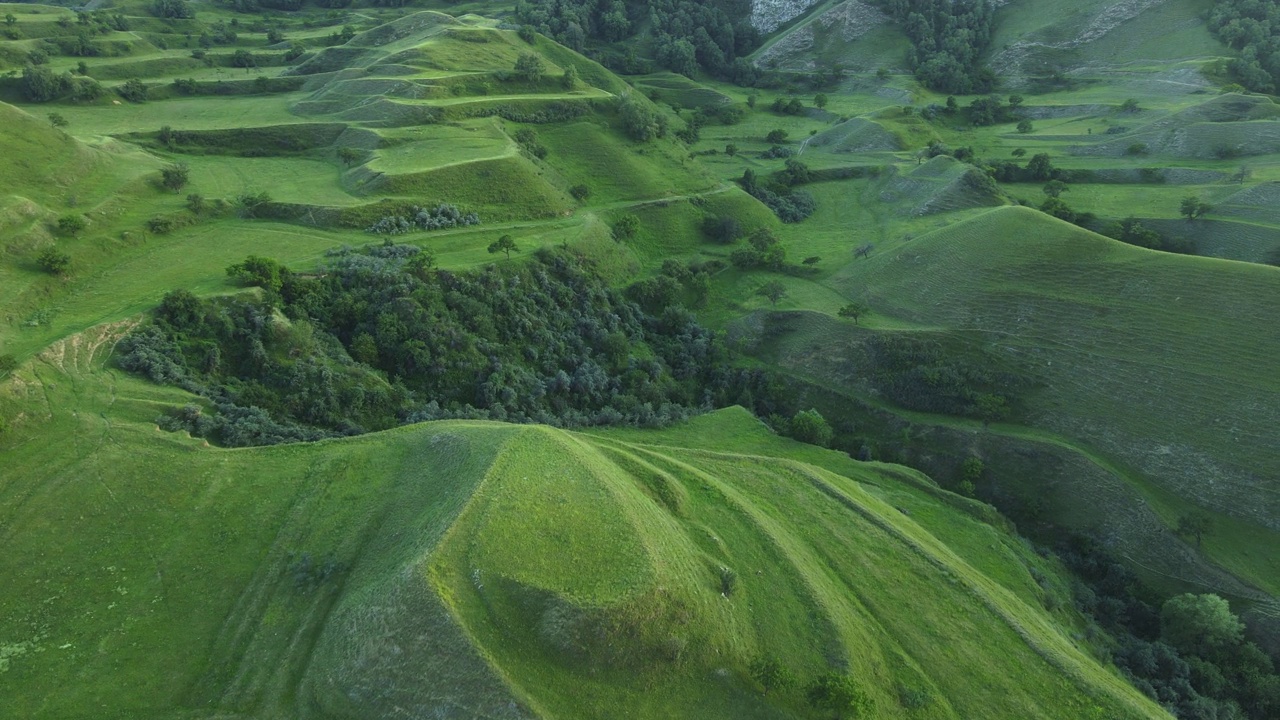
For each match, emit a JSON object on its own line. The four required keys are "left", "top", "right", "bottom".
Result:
{"left": 739, "top": 206, "right": 1280, "bottom": 596}
{"left": 0, "top": 328, "right": 1169, "bottom": 719}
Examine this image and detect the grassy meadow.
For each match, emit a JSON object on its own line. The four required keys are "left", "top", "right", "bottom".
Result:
{"left": 0, "top": 0, "right": 1278, "bottom": 716}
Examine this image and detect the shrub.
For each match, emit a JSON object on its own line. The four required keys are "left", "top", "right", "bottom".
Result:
{"left": 569, "top": 184, "right": 591, "bottom": 201}
{"left": 513, "top": 52, "right": 545, "bottom": 82}
{"left": 0, "top": 354, "right": 18, "bottom": 376}
{"left": 57, "top": 214, "right": 86, "bottom": 236}
{"left": 366, "top": 204, "right": 480, "bottom": 235}
{"left": 612, "top": 214, "right": 639, "bottom": 241}
{"left": 806, "top": 673, "right": 872, "bottom": 717}
{"left": 701, "top": 215, "right": 742, "bottom": 244}
{"left": 147, "top": 216, "right": 179, "bottom": 234}
{"left": 765, "top": 129, "right": 788, "bottom": 143}
{"left": 37, "top": 247, "right": 72, "bottom": 275}
{"left": 788, "top": 409, "right": 833, "bottom": 446}
{"left": 160, "top": 163, "right": 189, "bottom": 193}
{"left": 750, "top": 657, "right": 794, "bottom": 695}
{"left": 117, "top": 78, "right": 148, "bottom": 103}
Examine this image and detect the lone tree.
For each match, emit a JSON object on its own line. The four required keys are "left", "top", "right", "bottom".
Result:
{"left": 1026, "top": 152, "right": 1054, "bottom": 181}
{"left": 48, "top": 112, "right": 68, "bottom": 129}
{"left": 337, "top": 147, "right": 360, "bottom": 167}
{"left": 37, "top": 247, "right": 71, "bottom": 275}
{"left": 765, "top": 128, "right": 788, "bottom": 143}
{"left": 838, "top": 301, "right": 868, "bottom": 324}
{"left": 1176, "top": 512, "right": 1213, "bottom": 547}
{"left": 1042, "top": 179, "right": 1069, "bottom": 198}
{"left": 231, "top": 49, "right": 256, "bottom": 69}
{"left": 1017, "top": 119, "right": 1033, "bottom": 134}
{"left": 1180, "top": 195, "right": 1211, "bottom": 221}
{"left": 56, "top": 214, "right": 86, "bottom": 236}
{"left": 487, "top": 234, "right": 519, "bottom": 260}
{"left": 725, "top": 143, "right": 737, "bottom": 157}
{"left": 789, "top": 409, "right": 833, "bottom": 446}
{"left": 758, "top": 280, "right": 787, "bottom": 306}
{"left": 0, "top": 353, "right": 17, "bottom": 376}
{"left": 560, "top": 64, "right": 577, "bottom": 90}
{"left": 813, "top": 92, "right": 828, "bottom": 109}
{"left": 160, "top": 163, "right": 190, "bottom": 193}
{"left": 514, "top": 52, "right": 545, "bottom": 82}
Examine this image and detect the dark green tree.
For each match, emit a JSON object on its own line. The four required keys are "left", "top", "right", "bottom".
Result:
{"left": 1180, "top": 195, "right": 1212, "bottom": 221}
{"left": 117, "top": 78, "right": 148, "bottom": 103}
{"left": 1042, "top": 180, "right": 1068, "bottom": 198}
{"left": 57, "top": 214, "right": 86, "bottom": 236}
{"left": 750, "top": 657, "right": 794, "bottom": 696}
{"left": 611, "top": 214, "right": 640, "bottom": 241}
{"left": 789, "top": 409, "right": 833, "bottom": 446}
{"left": 806, "top": 673, "right": 871, "bottom": 718}
{"left": 37, "top": 247, "right": 72, "bottom": 275}
{"left": 838, "top": 301, "right": 868, "bottom": 324}
{"left": 758, "top": 281, "right": 787, "bottom": 306}
{"left": 560, "top": 64, "right": 577, "bottom": 89}
{"left": 1026, "top": 153, "right": 1054, "bottom": 181}
{"left": 487, "top": 234, "right": 519, "bottom": 259}
{"left": 1176, "top": 512, "right": 1213, "bottom": 547}
{"left": 514, "top": 52, "right": 545, "bottom": 82}
{"left": 337, "top": 147, "right": 361, "bottom": 167}
{"left": 160, "top": 163, "right": 190, "bottom": 193}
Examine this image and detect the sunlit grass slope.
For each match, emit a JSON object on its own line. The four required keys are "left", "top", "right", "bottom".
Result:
{"left": 0, "top": 326, "right": 1170, "bottom": 720}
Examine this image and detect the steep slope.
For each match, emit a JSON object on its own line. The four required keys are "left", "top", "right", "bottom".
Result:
{"left": 0, "top": 326, "right": 1170, "bottom": 720}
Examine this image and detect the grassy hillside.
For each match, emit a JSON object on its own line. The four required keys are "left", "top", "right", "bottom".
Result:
{"left": 0, "top": 327, "right": 1170, "bottom": 719}
{"left": 730, "top": 206, "right": 1280, "bottom": 596}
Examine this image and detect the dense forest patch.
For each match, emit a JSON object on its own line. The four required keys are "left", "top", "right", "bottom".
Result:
{"left": 1210, "top": 0, "right": 1280, "bottom": 93}
{"left": 515, "top": 0, "right": 762, "bottom": 82}
{"left": 117, "top": 244, "right": 777, "bottom": 446}
{"left": 877, "top": 0, "right": 996, "bottom": 94}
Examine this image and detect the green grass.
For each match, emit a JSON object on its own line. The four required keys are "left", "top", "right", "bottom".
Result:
{"left": 0, "top": 336, "right": 1171, "bottom": 718}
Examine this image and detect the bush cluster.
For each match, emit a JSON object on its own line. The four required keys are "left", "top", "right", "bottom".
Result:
{"left": 365, "top": 203, "right": 480, "bottom": 235}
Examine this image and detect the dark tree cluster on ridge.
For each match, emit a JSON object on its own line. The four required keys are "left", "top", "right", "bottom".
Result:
{"left": 118, "top": 244, "right": 780, "bottom": 446}
{"left": 877, "top": 0, "right": 997, "bottom": 94}
{"left": 515, "top": 0, "right": 762, "bottom": 82}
